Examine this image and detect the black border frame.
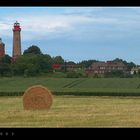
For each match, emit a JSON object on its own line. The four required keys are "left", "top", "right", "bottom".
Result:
{"left": 0, "top": 0, "right": 139, "bottom": 6}
{"left": 0, "top": 0, "right": 140, "bottom": 137}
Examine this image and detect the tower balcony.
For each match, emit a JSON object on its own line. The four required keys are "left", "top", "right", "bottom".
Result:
{"left": 13, "top": 21, "right": 21, "bottom": 31}
{"left": 13, "top": 26, "right": 21, "bottom": 31}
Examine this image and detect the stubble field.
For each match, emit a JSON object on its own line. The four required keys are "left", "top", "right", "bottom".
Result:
{"left": 0, "top": 96, "right": 140, "bottom": 127}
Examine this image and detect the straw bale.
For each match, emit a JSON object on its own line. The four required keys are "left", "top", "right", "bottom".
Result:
{"left": 23, "top": 85, "right": 53, "bottom": 110}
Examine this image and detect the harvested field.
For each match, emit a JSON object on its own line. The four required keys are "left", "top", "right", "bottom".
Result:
{"left": 1, "top": 96, "right": 140, "bottom": 127}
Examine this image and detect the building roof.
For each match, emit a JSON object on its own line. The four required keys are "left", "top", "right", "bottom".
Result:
{"left": 91, "top": 62, "right": 107, "bottom": 67}
{"left": 89, "top": 61, "right": 126, "bottom": 70}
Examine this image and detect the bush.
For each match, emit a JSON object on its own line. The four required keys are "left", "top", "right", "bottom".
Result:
{"left": 66, "top": 71, "right": 83, "bottom": 78}
{"left": 93, "top": 73, "right": 99, "bottom": 78}
{"left": 24, "top": 66, "right": 40, "bottom": 77}
{"left": 0, "top": 63, "right": 11, "bottom": 77}
{"left": 104, "top": 70, "right": 124, "bottom": 78}
{"left": 1, "top": 91, "right": 140, "bottom": 97}
{"left": 120, "top": 73, "right": 133, "bottom": 78}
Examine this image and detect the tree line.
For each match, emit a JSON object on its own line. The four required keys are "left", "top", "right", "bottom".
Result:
{"left": 0, "top": 45, "right": 65, "bottom": 77}
{"left": 0, "top": 45, "right": 137, "bottom": 77}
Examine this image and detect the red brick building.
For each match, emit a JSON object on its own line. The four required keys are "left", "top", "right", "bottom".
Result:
{"left": 0, "top": 38, "right": 5, "bottom": 57}
{"left": 86, "top": 61, "right": 127, "bottom": 76}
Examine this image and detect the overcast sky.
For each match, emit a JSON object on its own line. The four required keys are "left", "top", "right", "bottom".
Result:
{"left": 0, "top": 7, "right": 140, "bottom": 63}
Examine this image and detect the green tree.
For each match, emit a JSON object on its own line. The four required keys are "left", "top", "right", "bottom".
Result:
{"left": 78, "top": 60, "right": 98, "bottom": 68}
{"left": 12, "top": 53, "right": 53, "bottom": 76}
{"left": 36, "top": 54, "right": 53, "bottom": 73}
{"left": 23, "top": 45, "right": 42, "bottom": 55}
{"left": 24, "top": 64, "right": 40, "bottom": 77}
{"left": 53, "top": 56, "right": 64, "bottom": 64}
{"left": 127, "top": 62, "right": 136, "bottom": 71}
{"left": 0, "top": 55, "right": 12, "bottom": 77}
{"left": 113, "top": 58, "right": 136, "bottom": 71}
{"left": 66, "top": 61, "right": 76, "bottom": 65}
{"left": 0, "top": 54, "right": 12, "bottom": 64}
{"left": 0, "top": 63, "right": 11, "bottom": 76}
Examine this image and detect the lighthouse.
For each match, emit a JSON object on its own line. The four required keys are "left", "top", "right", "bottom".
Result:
{"left": 12, "top": 21, "right": 21, "bottom": 59}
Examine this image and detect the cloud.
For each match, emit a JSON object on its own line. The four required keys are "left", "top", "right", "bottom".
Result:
{"left": 0, "top": 8, "right": 122, "bottom": 41}
{"left": 1, "top": 7, "right": 140, "bottom": 45}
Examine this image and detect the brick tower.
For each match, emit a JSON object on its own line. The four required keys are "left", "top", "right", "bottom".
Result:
{"left": 12, "top": 21, "right": 21, "bottom": 60}
{"left": 0, "top": 38, "right": 5, "bottom": 57}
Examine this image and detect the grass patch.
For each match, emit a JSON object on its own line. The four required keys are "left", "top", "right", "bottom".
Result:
{"left": 0, "top": 77, "right": 140, "bottom": 96}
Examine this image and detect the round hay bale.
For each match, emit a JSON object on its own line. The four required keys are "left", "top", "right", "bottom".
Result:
{"left": 23, "top": 85, "right": 53, "bottom": 110}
